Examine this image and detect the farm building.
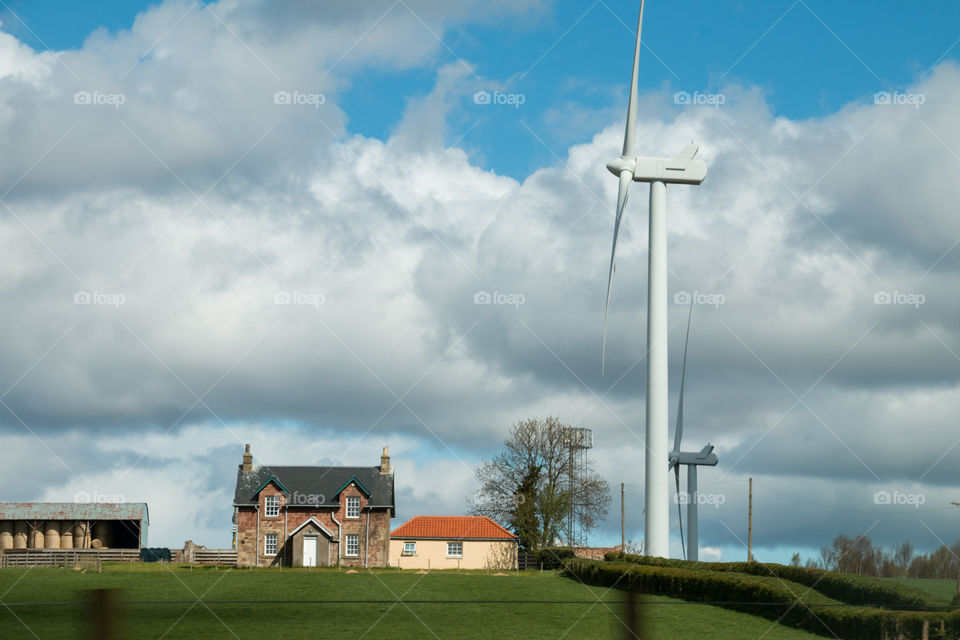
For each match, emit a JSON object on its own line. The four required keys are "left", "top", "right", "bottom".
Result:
{"left": 389, "top": 516, "right": 518, "bottom": 570}
{"left": 233, "top": 444, "right": 396, "bottom": 568}
{"left": 0, "top": 502, "right": 148, "bottom": 551}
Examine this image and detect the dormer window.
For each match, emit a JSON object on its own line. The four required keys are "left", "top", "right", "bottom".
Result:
{"left": 346, "top": 496, "right": 360, "bottom": 518}
{"left": 265, "top": 495, "right": 280, "bottom": 517}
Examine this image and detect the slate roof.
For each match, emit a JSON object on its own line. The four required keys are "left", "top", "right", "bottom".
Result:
{"left": 0, "top": 502, "right": 149, "bottom": 524}
{"left": 391, "top": 516, "right": 516, "bottom": 540}
{"left": 234, "top": 465, "right": 395, "bottom": 514}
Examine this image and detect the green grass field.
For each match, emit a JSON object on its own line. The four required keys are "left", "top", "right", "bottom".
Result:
{"left": 888, "top": 577, "right": 958, "bottom": 602}
{"left": 0, "top": 564, "right": 826, "bottom": 639}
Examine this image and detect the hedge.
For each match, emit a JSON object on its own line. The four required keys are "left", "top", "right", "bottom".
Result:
{"left": 535, "top": 547, "right": 576, "bottom": 570}
{"left": 603, "top": 553, "right": 949, "bottom": 612}
{"left": 567, "top": 558, "right": 960, "bottom": 640}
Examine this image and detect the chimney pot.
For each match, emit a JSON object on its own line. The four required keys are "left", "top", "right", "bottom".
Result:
{"left": 380, "top": 446, "right": 391, "bottom": 474}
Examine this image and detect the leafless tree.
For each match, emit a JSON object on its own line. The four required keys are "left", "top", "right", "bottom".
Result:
{"left": 471, "top": 417, "right": 611, "bottom": 550}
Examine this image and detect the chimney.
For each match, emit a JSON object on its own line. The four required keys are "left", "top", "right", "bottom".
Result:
{"left": 241, "top": 444, "right": 253, "bottom": 473}
{"left": 379, "top": 446, "right": 391, "bottom": 474}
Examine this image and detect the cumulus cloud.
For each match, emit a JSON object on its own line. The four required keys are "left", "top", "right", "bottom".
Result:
{"left": 2, "top": 0, "right": 959, "bottom": 554}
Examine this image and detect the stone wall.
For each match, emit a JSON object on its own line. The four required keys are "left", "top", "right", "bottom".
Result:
{"left": 235, "top": 480, "right": 394, "bottom": 568}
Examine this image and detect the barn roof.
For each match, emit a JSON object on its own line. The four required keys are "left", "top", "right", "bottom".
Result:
{"left": 391, "top": 516, "right": 517, "bottom": 540}
{"left": 233, "top": 465, "right": 395, "bottom": 514}
{"left": 0, "top": 502, "right": 149, "bottom": 524}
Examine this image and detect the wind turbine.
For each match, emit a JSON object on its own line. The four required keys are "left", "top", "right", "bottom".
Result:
{"left": 601, "top": 0, "right": 707, "bottom": 558}
{"left": 668, "top": 302, "right": 718, "bottom": 561}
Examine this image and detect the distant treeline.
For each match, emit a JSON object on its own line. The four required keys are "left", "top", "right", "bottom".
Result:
{"left": 792, "top": 534, "right": 960, "bottom": 579}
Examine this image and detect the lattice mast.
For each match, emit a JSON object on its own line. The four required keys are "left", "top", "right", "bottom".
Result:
{"left": 565, "top": 427, "right": 593, "bottom": 546}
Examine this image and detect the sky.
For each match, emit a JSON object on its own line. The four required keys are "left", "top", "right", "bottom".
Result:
{"left": 0, "top": 0, "right": 959, "bottom": 564}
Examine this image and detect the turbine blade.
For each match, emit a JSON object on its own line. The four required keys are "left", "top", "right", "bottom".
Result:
{"left": 601, "top": 170, "right": 633, "bottom": 375}
{"left": 621, "top": 0, "right": 645, "bottom": 158}
{"left": 673, "top": 298, "right": 694, "bottom": 453}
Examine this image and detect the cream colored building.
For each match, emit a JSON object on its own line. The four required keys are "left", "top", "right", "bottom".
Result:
{"left": 389, "top": 516, "right": 518, "bottom": 570}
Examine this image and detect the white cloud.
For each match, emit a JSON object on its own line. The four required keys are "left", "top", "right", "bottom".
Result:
{"left": 2, "top": 1, "right": 960, "bottom": 554}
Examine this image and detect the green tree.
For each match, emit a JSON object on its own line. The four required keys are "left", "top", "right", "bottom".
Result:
{"left": 509, "top": 463, "right": 542, "bottom": 550}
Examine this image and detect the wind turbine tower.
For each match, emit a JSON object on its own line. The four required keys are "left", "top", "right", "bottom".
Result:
{"left": 602, "top": 0, "right": 708, "bottom": 558}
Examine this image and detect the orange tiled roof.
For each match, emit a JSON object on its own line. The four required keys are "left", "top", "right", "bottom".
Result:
{"left": 391, "top": 516, "right": 517, "bottom": 540}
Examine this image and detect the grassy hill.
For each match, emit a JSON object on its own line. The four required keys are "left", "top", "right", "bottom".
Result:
{"left": 888, "top": 578, "right": 958, "bottom": 603}
{"left": 0, "top": 564, "right": 826, "bottom": 639}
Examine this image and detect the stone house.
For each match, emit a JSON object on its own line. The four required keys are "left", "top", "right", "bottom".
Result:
{"left": 233, "top": 445, "right": 395, "bottom": 568}
{"left": 389, "top": 516, "right": 518, "bottom": 570}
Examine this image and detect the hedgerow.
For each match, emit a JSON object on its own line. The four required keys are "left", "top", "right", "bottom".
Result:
{"left": 534, "top": 546, "right": 576, "bottom": 570}
{"left": 568, "top": 558, "right": 960, "bottom": 640}
{"left": 603, "top": 553, "right": 948, "bottom": 611}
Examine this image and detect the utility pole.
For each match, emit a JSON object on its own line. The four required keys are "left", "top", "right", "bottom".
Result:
{"left": 621, "top": 482, "right": 626, "bottom": 551}
{"left": 748, "top": 477, "right": 753, "bottom": 563}
{"left": 953, "top": 501, "right": 960, "bottom": 597}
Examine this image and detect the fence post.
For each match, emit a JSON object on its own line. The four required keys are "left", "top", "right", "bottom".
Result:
{"left": 89, "top": 589, "right": 116, "bottom": 640}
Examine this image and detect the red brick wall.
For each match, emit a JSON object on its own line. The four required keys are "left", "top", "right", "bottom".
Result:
{"left": 571, "top": 546, "right": 622, "bottom": 561}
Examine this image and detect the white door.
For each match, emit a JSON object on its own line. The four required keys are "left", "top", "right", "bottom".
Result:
{"left": 303, "top": 536, "right": 317, "bottom": 567}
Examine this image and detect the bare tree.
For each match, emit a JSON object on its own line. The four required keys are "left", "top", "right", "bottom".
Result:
{"left": 471, "top": 417, "right": 611, "bottom": 550}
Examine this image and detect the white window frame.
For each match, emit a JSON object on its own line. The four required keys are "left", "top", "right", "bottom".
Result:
{"left": 345, "top": 534, "right": 359, "bottom": 557}
{"left": 446, "top": 541, "right": 463, "bottom": 558}
{"left": 402, "top": 541, "right": 416, "bottom": 556}
{"left": 265, "top": 495, "right": 280, "bottom": 518}
{"left": 346, "top": 496, "right": 360, "bottom": 519}
{"left": 264, "top": 533, "right": 278, "bottom": 556}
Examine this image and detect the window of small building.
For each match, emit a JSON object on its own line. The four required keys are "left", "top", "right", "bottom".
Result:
{"left": 346, "top": 534, "right": 359, "bottom": 556}
{"left": 447, "top": 541, "right": 463, "bottom": 558}
{"left": 265, "top": 495, "right": 280, "bottom": 517}
{"left": 402, "top": 541, "right": 416, "bottom": 555}
{"left": 264, "top": 533, "right": 278, "bottom": 555}
{"left": 346, "top": 496, "right": 360, "bottom": 518}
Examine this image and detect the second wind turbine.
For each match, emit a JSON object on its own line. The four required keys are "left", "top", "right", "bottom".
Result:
{"left": 601, "top": 0, "right": 708, "bottom": 558}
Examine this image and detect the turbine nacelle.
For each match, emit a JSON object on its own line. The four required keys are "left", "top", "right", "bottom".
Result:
{"left": 606, "top": 144, "right": 707, "bottom": 185}
{"left": 669, "top": 444, "right": 719, "bottom": 470}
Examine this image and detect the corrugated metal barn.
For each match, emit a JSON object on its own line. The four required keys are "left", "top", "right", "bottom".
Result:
{"left": 0, "top": 503, "right": 148, "bottom": 551}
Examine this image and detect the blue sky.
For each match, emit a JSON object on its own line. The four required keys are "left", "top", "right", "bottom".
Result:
{"left": 8, "top": 0, "right": 960, "bottom": 179}
{"left": 2, "top": 1, "right": 960, "bottom": 563}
